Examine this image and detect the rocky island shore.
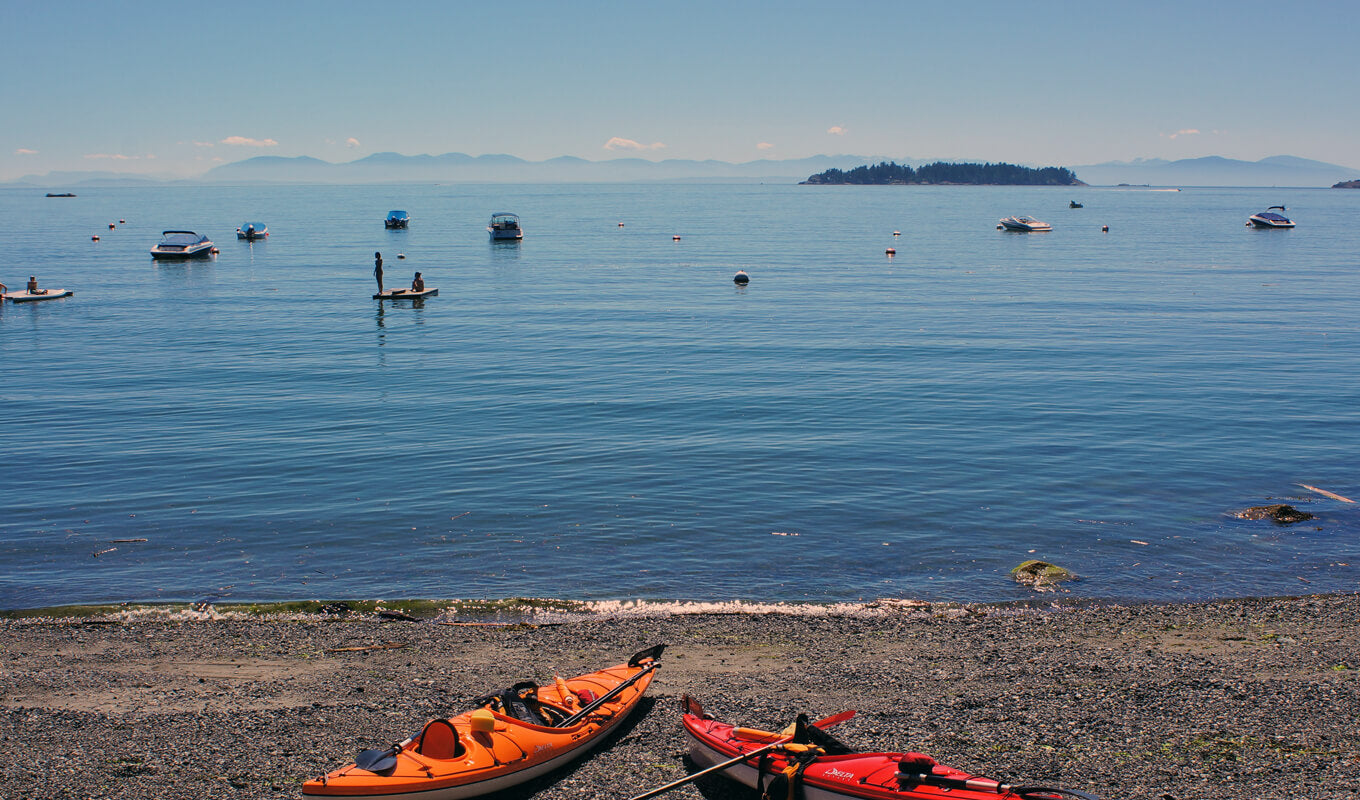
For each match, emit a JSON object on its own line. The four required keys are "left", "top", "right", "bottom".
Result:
{"left": 2, "top": 594, "right": 1358, "bottom": 800}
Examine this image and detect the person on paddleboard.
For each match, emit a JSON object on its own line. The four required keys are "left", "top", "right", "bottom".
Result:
{"left": 374, "top": 252, "right": 384, "bottom": 293}
{"left": 411, "top": 272, "right": 424, "bottom": 292}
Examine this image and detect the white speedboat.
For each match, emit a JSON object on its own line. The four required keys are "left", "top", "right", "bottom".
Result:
{"left": 385, "top": 210, "right": 410, "bottom": 229}
{"left": 236, "top": 222, "right": 268, "bottom": 240}
{"left": 150, "top": 230, "right": 214, "bottom": 259}
{"left": 998, "top": 215, "right": 1052, "bottom": 232}
{"left": 487, "top": 212, "right": 523, "bottom": 240}
{"left": 1248, "top": 206, "right": 1294, "bottom": 228}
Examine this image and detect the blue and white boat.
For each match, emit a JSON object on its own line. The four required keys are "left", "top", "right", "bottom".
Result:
{"left": 385, "top": 210, "right": 409, "bottom": 229}
{"left": 150, "top": 230, "right": 214, "bottom": 259}
{"left": 1248, "top": 206, "right": 1294, "bottom": 228}
{"left": 998, "top": 215, "right": 1052, "bottom": 232}
{"left": 236, "top": 222, "right": 268, "bottom": 240}
{"left": 487, "top": 212, "right": 523, "bottom": 240}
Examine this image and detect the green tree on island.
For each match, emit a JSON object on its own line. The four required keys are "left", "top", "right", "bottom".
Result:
{"left": 802, "top": 161, "right": 1081, "bottom": 185}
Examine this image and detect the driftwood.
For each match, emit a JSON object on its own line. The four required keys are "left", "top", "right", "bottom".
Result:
{"left": 324, "top": 642, "right": 409, "bottom": 654}
{"left": 1297, "top": 483, "right": 1355, "bottom": 503}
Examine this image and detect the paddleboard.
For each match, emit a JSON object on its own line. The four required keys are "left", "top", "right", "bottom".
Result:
{"left": 6, "top": 289, "right": 73, "bottom": 303}
{"left": 374, "top": 288, "right": 438, "bottom": 299}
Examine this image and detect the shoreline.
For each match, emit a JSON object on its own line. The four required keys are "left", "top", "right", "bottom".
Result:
{"left": 2, "top": 589, "right": 1357, "bottom": 623}
{"left": 3, "top": 593, "right": 1357, "bottom": 799}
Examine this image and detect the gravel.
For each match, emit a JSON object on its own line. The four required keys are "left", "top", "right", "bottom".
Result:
{"left": 1, "top": 594, "right": 1358, "bottom": 800}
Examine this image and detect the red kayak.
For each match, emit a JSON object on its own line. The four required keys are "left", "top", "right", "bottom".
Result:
{"left": 680, "top": 696, "right": 1103, "bottom": 800}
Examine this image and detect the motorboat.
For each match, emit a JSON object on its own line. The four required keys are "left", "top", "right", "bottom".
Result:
{"left": 236, "top": 222, "right": 268, "bottom": 240}
{"left": 998, "top": 215, "right": 1052, "bottom": 232}
{"left": 1248, "top": 206, "right": 1294, "bottom": 228}
{"left": 1069, "top": 201, "right": 1083, "bottom": 208}
{"left": 385, "top": 210, "right": 410, "bottom": 229}
{"left": 487, "top": 212, "right": 523, "bottom": 240}
{"left": 150, "top": 230, "right": 214, "bottom": 259}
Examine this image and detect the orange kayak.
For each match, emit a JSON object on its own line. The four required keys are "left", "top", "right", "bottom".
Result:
{"left": 304, "top": 645, "right": 664, "bottom": 800}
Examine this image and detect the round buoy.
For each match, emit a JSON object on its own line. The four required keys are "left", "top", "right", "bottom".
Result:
{"left": 618, "top": 222, "right": 624, "bottom": 227}
{"left": 733, "top": 270, "right": 750, "bottom": 285}
{"left": 108, "top": 223, "right": 115, "bottom": 229}
{"left": 119, "top": 219, "right": 125, "bottom": 224}
{"left": 886, "top": 247, "right": 896, "bottom": 256}
{"left": 397, "top": 253, "right": 406, "bottom": 259}
{"left": 1102, "top": 225, "right": 1109, "bottom": 233}
{"left": 673, "top": 235, "right": 681, "bottom": 241}
{"left": 92, "top": 235, "right": 100, "bottom": 241}
{"left": 210, "top": 247, "right": 220, "bottom": 254}
{"left": 893, "top": 230, "right": 901, "bottom": 237}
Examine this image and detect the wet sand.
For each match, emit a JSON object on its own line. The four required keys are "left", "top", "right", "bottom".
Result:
{"left": 2, "top": 594, "right": 1358, "bottom": 800}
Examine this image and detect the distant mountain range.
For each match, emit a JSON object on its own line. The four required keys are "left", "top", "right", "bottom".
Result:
{"left": 1069, "top": 155, "right": 1359, "bottom": 188}
{"left": 6, "top": 153, "right": 1356, "bottom": 188}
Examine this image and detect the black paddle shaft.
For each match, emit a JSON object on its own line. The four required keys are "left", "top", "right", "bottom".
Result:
{"left": 557, "top": 645, "right": 665, "bottom": 728}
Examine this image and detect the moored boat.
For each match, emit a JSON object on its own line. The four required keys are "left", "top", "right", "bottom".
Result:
{"left": 386, "top": 210, "right": 410, "bottom": 229}
{"left": 487, "top": 212, "right": 523, "bottom": 240}
{"left": 303, "top": 645, "right": 664, "bottom": 800}
{"left": 150, "top": 230, "right": 214, "bottom": 259}
{"left": 679, "top": 695, "right": 1102, "bottom": 800}
{"left": 236, "top": 222, "right": 268, "bottom": 240}
{"left": 1248, "top": 206, "right": 1294, "bottom": 228}
{"left": 998, "top": 215, "right": 1052, "bottom": 232}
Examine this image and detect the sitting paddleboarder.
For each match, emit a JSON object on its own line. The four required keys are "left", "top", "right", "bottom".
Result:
{"left": 411, "top": 272, "right": 424, "bottom": 292}
{"left": 26, "top": 276, "right": 46, "bottom": 295}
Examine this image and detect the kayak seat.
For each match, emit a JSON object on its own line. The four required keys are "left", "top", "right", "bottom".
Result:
{"left": 417, "top": 719, "right": 465, "bottom": 760}
{"left": 484, "top": 681, "right": 569, "bottom": 726}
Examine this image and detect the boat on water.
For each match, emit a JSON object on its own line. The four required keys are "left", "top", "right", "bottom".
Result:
{"left": 45, "top": 192, "right": 76, "bottom": 198}
{"left": 385, "top": 210, "right": 410, "bottom": 229}
{"left": 998, "top": 215, "right": 1052, "bottom": 232}
{"left": 150, "top": 231, "right": 214, "bottom": 259}
{"left": 679, "top": 695, "right": 1101, "bottom": 800}
{"left": 1248, "top": 206, "right": 1295, "bottom": 228}
{"left": 303, "top": 645, "right": 664, "bottom": 800}
{"left": 236, "top": 222, "right": 268, "bottom": 240}
{"left": 1069, "top": 201, "right": 1083, "bottom": 208}
{"left": 6, "top": 289, "right": 73, "bottom": 303}
{"left": 487, "top": 212, "right": 523, "bottom": 240}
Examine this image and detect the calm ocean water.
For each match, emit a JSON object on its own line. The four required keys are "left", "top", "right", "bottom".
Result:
{"left": 1, "top": 183, "right": 1357, "bottom": 610}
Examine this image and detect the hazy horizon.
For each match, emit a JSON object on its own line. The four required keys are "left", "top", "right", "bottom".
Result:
{"left": 4, "top": 0, "right": 1358, "bottom": 182}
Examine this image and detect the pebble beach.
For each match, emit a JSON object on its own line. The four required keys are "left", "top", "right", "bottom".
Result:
{"left": 3, "top": 594, "right": 1358, "bottom": 800}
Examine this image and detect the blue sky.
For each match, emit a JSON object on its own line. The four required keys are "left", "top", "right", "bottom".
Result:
{"left": 3, "top": 0, "right": 1357, "bottom": 180}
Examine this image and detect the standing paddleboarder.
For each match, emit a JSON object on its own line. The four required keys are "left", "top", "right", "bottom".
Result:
{"left": 374, "top": 252, "right": 384, "bottom": 293}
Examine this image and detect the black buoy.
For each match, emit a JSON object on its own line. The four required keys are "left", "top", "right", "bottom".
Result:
{"left": 1102, "top": 225, "right": 1109, "bottom": 233}
{"left": 886, "top": 247, "right": 896, "bottom": 256}
{"left": 108, "top": 223, "right": 115, "bottom": 229}
{"left": 397, "top": 253, "right": 406, "bottom": 259}
{"left": 119, "top": 219, "right": 126, "bottom": 223}
{"left": 733, "top": 270, "right": 750, "bottom": 285}
{"left": 673, "top": 235, "right": 681, "bottom": 241}
{"left": 91, "top": 234, "right": 100, "bottom": 241}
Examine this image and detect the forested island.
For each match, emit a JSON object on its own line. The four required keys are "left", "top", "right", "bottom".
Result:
{"left": 1333, "top": 179, "right": 1360, "bottom": 188}
{"left": 802, "top": 161, "right": 1082, "bottom": 186}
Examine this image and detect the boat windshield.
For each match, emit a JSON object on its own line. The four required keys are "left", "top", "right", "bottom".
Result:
{"left": 387, "top": 211, "right": 407, "bottom": 219}
{"left": 490, "top": 213, "right": 519, "bottom": 225}
{"left": 161, "top": 232, "right": 204, "bottom": 245}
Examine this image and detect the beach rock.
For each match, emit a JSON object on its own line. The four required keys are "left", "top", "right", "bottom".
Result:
{"left": 1235, "top": 504, "right": 1314, "bottom": 524}
{"left": 1010, "top": 559, "right": 1076, "bottom": 590}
